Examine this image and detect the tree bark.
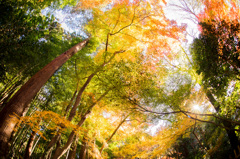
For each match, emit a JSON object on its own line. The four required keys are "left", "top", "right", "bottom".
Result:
{"left": 42, "top": 86, "right": 77, "bottom": 159}
{"left": 52, "top": 90, "right": 110, "bottom": 159}
{"left": 52, "top": 131, "right": 76, "bottom": 159}
{"left": 67, "top": 137, "right": 78, "bottom": 159}
{"left": 67, "top": 73, "right": 95, "bottom": 121}
{"left": 79, "top": 138, "right": 87, "bottom": 159}
{"left": 43, "top": 133, "right": 62, "bottom": 159}
{"left": 0, "top": 38, "right": 89, "bottom": 158}
{"left": 206, "top": 91, "right": 240, "bottom": 157}
{"left": 24, "top": 130, "right": 37, "bottom": 159}
{"left": 50, "top": 50, "right": 121, "bottom": 159}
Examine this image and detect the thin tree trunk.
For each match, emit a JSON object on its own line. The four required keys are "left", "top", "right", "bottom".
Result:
{"left": 64, "top": 86, "right": 78, "bottom": 117}
{"left": 31, "top": 134, "right": 41, "bottom": 156}
{"left": 52, "top": 131, "right": 76, "bottom": 159}
{"left": 52, "top": 90, "right": 110, "bottom": 159}
{"left": 67, "top": 137, "right": 78, "bottom": 159}
{"left": 65, "top": 149, "right": 70, "bottom": 159}
{"left": 42, "top": 86, "right": 78, "bottom": 158}
{"left": 100, "top": 114, "right": 129, "bottom": 154}
{"left": 0, "top": 38, "right": 89, "bottom": 158}
{"left": 50, "top": 50, "right": 122, "bottom": 159}
{"left": 24, "top": 130, "right": 37, "bottom": 159}
{"left": 67, "top": 50, "right": 125, "bottom": 122}
{"left": 9, "top": 125, "right": 28, "bottom": 158}
{"left": 0, "top": 84, "right": 21, "bottom": 107}
{"left": 79, "top": 137, "right": 87, "bottom": 159}
{"left": 42, "top": 133, "right": 62, "bottom": 159}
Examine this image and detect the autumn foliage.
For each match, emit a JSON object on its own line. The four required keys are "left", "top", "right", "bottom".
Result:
{"left": 2, "top": 0, "right": 240, "bottom": 158}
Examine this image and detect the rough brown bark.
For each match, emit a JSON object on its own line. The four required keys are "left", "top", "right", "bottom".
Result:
{"left": 0, "top": 38, "right": 89, "bottom": 158}
{"left": 24, "top": 131, "right": 37, "bottom": 159}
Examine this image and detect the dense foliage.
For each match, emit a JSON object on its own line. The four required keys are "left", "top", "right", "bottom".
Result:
{"left": 0, "top": 0, "right": 240, "bottom": 158}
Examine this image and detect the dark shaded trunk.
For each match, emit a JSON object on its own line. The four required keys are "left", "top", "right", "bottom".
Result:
{"left": 0, "top": 38, "right": 89, "bottom": 158}
{"left": 79, "top": 138, "right": 87, "bottom": 159}
{"left": 67, "top": 137, "right": 78, "bottom": 159}
{"left": 223, "top": 120, "right": 240, "bottom": 157}
{"left": 24, "top": 131, "right": 36, "bottom": 159}
{"left": 206, "top": 91, "right": 240, "bottom": 157}
{"left": 52, "top": 131, "right": 76, "bottom": 159}
{"left": 43, "top": 134, "right": 62, "bottom": 159}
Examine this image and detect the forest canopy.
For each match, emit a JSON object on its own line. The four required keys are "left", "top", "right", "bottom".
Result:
{"left": 0, "top": 0, "right": 240, "bottom": 158}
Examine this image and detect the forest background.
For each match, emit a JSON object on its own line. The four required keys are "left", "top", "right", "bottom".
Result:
{"left": 0, "top": 0, "right": 240, "bottom": 158}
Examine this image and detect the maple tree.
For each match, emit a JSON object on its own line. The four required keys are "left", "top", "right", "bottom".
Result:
{"left": 4, "top": 0, "right": 237, "bottom": 158}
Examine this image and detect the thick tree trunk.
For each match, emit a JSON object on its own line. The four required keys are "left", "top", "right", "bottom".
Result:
{"left": 24, "top": 131, "right": 37, "bottom": 159}
{"left": 0, "top": 38, "right": 89, "bottom": 158}
{"left": 223, "top": 120, "right": 240, "bottom": 157}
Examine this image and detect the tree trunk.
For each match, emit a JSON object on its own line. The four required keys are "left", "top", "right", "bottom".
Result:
{"left": 67, "top": 49, "right": 124, "bottom": 122}
{"left": 50, "top": 51, "right": 119, "bottom": 159}
{"left": 52, "top": 131, "right": 76, "bottom": 159}
{"left": 79, "top": 138, "right": 87, "bottom": 159}
{"left": 206, "top": 91, "right": 240, "bottom": 157}
{"left": 52, "top": 90, "right": 110, "bottom": 159}
{"left": 223, "top": 120, "right": 240, "bottom": 157}
{"left": 24, "top": 130, "right": 37, "bottom": 159}
{"left": 64, "top": 86, "right": 78, "bottom": 117}
{"left": 0, "top": 38, "right": 89, "bottom": 158}
{"left": 43, "top": 134, "right": 62, "bottom": 159}
{"left": 31, "top": 134, "right": 41, "bottom": 156}
{"left": 42, "top": 87, "right": 77, "bottom": 159}
{"left": 67, "top": 137, "right": 78, "bottom": 159}
{"left": 67, "top": 73, "right": 95, "bottom": 121}
{"left": 100, "top": 114, "right": 129, "bottom": 154}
